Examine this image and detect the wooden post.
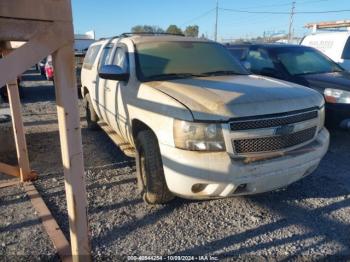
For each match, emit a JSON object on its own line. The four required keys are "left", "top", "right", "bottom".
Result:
{"left": 53, "top": 43, "right": 91, "bottom": 261}
{"left": 6, "top": 79, "right": 35, "bottom": 181}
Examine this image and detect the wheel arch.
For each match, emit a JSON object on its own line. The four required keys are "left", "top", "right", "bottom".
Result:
{"left": 131, "top": 119, "right": 157, "bottom": 143}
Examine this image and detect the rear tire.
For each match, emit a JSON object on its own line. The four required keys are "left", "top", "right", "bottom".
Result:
{"left": 84, "top": 93, "right": 99, "bottom": 130}
{"left": 136, "top": 130, "right": 174, "bottom": 204}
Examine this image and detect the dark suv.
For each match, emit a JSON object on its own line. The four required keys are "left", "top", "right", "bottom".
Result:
{"left": 227, "top": 44, "right": 350, "bottom": 128}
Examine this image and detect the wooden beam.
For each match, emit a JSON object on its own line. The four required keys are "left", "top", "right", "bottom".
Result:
{"left": 0, "top": 22, "right": 73, "bottom": 87}
{"left": 0, "top": 17, "right": 50, "bottom": 41}
{"left": 0, "top": 162, "right": 20, "bottom": 177}
{"left": 6, "top": 80, "right": 33, "bottom": 182}
{"left": 0, "top": 0, "right": 72, "bottom": 22}
{"left": 24, "top": 182, "right": 72, "bottom": 262}
{"left": 0, "top": 180, "right": 19, "bottom": 189}
{"left": 53, "top": 43, "right": 91, "bottom": 261}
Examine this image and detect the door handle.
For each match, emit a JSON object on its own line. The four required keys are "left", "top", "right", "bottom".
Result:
{"left": 92, "top": 80, "right": 96, "bottom": 84}
{"left": 105, "top": 87, "right": 111, "bottom": 91}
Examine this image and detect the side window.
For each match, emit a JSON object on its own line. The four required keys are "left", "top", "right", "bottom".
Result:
{"left": 229, "top": 48, "right": 248, "bottom": 61}
{"left": 342, "top": 37, "right": 350, "bottom": 59}
{"left": 83, "top": 45, "right": 101, "bottom": 70}
{"left": 98, "top": 44, "right": 114, "bottom": 68}
{"left": 246, "top": 49, "right": 275, "bottom": 74}
{"left": 112, "top": 47, "right": 129, "bottom": 71}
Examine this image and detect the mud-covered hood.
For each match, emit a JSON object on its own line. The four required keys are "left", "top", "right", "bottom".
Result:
{"left": 146, "top": 75, "right": 324, "bottom": 121}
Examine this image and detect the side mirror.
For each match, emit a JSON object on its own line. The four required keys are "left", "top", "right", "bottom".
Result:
{"left": 98, "top": 65, "right": 129, "bottom": 81}
{"left": 242, "top": 61, "right": 251, "bottom": 71}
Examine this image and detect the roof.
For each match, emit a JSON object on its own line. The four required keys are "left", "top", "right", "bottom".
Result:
{"left": 128, "top": 35, "right": 210, "bottom": 44}
{"left": 227, "top": 43, "right": 303, "bottom": 49}
{"left": 305, "top": 20, "right": 350, "bottom": 29}
{"left": 304, "top": 31, "right": 350, "bottom": 38}
{"left": 94, "top": 34, "right": 210, "bottom": 46}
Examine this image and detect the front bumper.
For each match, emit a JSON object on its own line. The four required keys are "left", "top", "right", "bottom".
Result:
{"left": 159, "top": 128, "right": 329, "bottom": 199}
{"left": 326, "top": 103, "right": 350, "bottom": 127}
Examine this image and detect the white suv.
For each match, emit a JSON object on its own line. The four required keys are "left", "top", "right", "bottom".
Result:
{"left": 81, "top": 34, "right": 329, "bottom": 204}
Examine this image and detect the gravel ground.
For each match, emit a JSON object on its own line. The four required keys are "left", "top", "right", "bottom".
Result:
{"left": 0, "top": 177, "right": 58, "bottom": 261}
{"left": 2, "top": 69, "right": 350, "bottom": 260}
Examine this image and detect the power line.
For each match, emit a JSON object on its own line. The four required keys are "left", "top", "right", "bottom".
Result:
{"left": 297, "top": 0, "right": 330, "bottom": 4}
{"left": 228, "top": 0, "right": 331, "bottom": 11}
{"left": 236, "top": 1, "right": 293, "bottom": 10}
{"left": 181, "top": 8, "right": 215, "bottom": 26}
{"left": 220, "top": 7, "right": 350, "bottom": 15}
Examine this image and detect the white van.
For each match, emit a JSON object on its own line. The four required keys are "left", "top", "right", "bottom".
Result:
{"left": 301, "top": 31, "right": 350, "bottom": 71}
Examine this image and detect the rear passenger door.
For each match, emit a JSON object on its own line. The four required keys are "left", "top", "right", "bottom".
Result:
{"left": 82, "top": 44, "right": 101, "bottom": 109}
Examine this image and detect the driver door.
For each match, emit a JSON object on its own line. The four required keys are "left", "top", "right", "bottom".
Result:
{"left": 104, "top": 44, "right": 130, "bottom": 138}
{"left": 96, "top": 43, "right": 114, "bottom": 122}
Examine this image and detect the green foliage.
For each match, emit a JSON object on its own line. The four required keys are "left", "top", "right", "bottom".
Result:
{"left": 184, "top": 25, "right": 199, "bottom": 37}
{"left": 131, "top": 25, "right": 165, "bottom": 33}
{"left": 166, "top": 25, "right": 183, "bottom": 35}
{"left": 131, "top": 24, "right": 197, "bottom": 36}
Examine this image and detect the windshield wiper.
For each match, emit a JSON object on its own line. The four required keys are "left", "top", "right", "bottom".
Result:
{"left": 198, "top": 70, "right": 243, "bottom": 77}
{"left": 145, "top": 73, "right": 199, "bottom": 81}
{"left": 295, "top": 69, "right": 343, "bottom": 76}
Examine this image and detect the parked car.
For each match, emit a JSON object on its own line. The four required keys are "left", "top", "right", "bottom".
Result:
{"left": 43, "top": 54, "right": 86, "bottom": 88}
{"left": 227, "top": 44, "right": 350, "bottom": 128}
{"left": 44, "top": 55, "right": 54, "bottom": 81}
{"left": 301, "top": 31, "right": 350, "bottom": 71}
{"left": 38, "top": 58, "right": 46, "bottom": 76}
{"left": 81, "top": 34, "right": 329, "bottom": 204}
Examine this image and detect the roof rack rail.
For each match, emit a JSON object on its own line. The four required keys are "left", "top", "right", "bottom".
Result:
{"left": 99, "top": 32, "right": 186, "bottom": 42}
{"left": 119, "top": 32, "right": 185, "bottom": 37}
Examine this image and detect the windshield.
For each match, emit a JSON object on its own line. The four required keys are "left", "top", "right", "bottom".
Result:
{"left": 275, "top": 47, "right": 343, "bottom": 76}
{"left": 135, "top": 41, "right": 248, "bottom": 81}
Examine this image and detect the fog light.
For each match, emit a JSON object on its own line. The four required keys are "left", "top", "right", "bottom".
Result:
{"left": 191, "top": 184, "right": 208, "bottom": 193}
{"left": 233, "top": 184, "right": 247, "bottom": 194}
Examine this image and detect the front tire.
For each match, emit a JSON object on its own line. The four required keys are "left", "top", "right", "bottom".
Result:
{"left": 136, "top": 130, "right": 174, "bottom": 204}
{"left": 84, "top": 93, "right": 99, "bottom": 130}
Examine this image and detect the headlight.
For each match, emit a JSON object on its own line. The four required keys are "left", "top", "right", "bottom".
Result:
{"left": 324, "top": 88, "right": 350, "bottom": 104}
{"left": 173, "top": 120, "right": 226, "bottom": 151}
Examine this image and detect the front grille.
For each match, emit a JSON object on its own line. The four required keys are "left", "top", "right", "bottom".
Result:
{"left": 230, "top": 110, "right": 318, "bottom": 131}
{"left": 233, "top": 127, "right": 317, "bottom": 154}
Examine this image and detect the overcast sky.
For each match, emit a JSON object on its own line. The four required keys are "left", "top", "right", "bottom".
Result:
{"left": 72, "top": 0, "right": 350, "bottom": 40}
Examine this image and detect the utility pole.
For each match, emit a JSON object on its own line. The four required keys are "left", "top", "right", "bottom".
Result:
{"left": 288, "top": 1, "right": 296, "bottom": 43}
{"left": 214, "top": 0, "right": 218, "bottom": 41}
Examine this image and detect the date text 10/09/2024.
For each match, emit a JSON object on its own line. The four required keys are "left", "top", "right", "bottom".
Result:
{"left": 127, "top": 255, "right": 219, "bottom": 261}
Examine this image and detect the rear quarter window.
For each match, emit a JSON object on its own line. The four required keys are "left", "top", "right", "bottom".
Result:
{"left": 342, "top": 37, "right": 350, "bottom": 59}
{"left": 83, "top": 44, "right": 102, "bottom": 70}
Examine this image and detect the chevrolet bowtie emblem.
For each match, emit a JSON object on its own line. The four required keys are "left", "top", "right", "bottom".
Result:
{"left": 274, "top": 124, "right": 295, "bottom": 136}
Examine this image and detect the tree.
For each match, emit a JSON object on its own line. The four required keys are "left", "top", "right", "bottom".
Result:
{"left": 131, "top": 25, "right": 164, "bottom": 33}
{"left": 184, "top": 25, "right": 199, "bottom": 37}
{"left": 166, "top": 25, "right": 183, "bottom": 35}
